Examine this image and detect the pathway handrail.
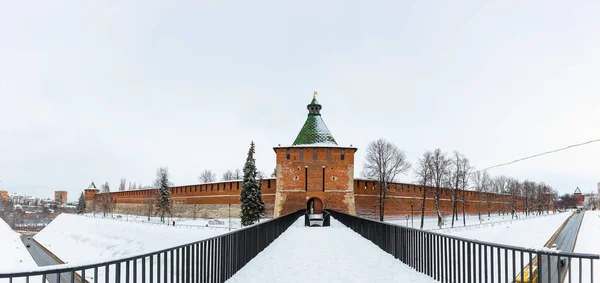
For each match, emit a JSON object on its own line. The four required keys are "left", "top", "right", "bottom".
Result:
{"left": 328, "top": 209, "right": 598, "bottom": 283}
{"left": 1, "top": 210, "right": 305, "bottom": 282}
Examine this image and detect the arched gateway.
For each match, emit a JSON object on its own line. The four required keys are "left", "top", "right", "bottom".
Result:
{"left": 307, "top": 197, "right": 323, "bottom": 214}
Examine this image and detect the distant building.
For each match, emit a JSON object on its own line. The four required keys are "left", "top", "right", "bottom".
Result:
{"left": 54, "top": 191, "right": 68, "bottom": 205}
{"left": 573, "top": 187, "right": 585, "bottom": 207}
{"left": 0, "top": 190, "right": 7, "bottom": 201}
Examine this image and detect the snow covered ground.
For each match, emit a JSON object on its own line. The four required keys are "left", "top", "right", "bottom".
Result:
{"left": 84, "top": 213, "right": 247, "bottom": 230}
{"left": 0, "top": 218, "right": 37, "bottom": 272}
{"left": 225, "top": 217, "right": 437, "bottom": 283}
{"left": 569, "top": 210, "right": 600, "bottom": 283}
{"left": 29, "top": 213, "right": 228, "bottom": 282}
{"left": 35, "top": 214, "right": 225, "bottom": 265}
{"left": 441, "top": 211, "right": 571, "bottom": 249}
{"left": 387, "top": 211, "right": 555, "bottom": 231}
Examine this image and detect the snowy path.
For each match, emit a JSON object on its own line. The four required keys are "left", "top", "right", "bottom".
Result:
{"left": 569, "top": 211, "right": 600, "bottom": 283}
{"left": 225, "top": 217, "right": 436, "bottom": 283}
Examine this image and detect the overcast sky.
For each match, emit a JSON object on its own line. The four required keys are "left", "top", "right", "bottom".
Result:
{"left": 1, "top": 1, "right": 599, "bottom": 202}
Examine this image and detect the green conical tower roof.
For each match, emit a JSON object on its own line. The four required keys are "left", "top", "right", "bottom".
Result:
{"left": 292, "top": 92, "right": 338, "bottom": 146}
{"left": 88, "top": 181, "right": 97, "bottom": 189}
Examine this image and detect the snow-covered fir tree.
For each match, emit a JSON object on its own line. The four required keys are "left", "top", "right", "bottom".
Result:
{"left": 240, "top": 141, "right": 265, "bottom": 226}
{"left": 77, "top": 192, "right": 86, "bottom": 214}
{"left": 154, "top": 167, "right": 171, "bottom": 223}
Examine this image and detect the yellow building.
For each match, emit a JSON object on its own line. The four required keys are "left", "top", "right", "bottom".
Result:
{"left": 0, "top": 190, "right": 8, "bottom": 201}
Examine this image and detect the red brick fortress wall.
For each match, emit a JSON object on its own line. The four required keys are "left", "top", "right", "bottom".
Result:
{"left": 89, "top": 178, "right": 277, "bottom": 218}
{"left": 353, "top": 179, "right": 536, "bottom": 220}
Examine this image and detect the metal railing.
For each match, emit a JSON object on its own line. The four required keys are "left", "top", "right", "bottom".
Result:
{"left": 328, "top": 209, "right": 599, "bottom": 283}
{"left": 304, "top": 211, "right": 331, "bottom": 227}
{"left": 0, "top": 210, "right": 304, "bottom": 283}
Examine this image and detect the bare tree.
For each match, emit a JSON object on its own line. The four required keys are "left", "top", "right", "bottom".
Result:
{"left": 448, "top": 151, "right": 470, "bottom": 227}
{"left": 119, "top": 178, "right": 126, "bottom": 191}
{"left": 492, "top": 176, "right": 509, "bottom": 215}
{"left": 471, "top": 171, "right": 491, "bottom": 221}
{"left": 585, "top": 192, "right": 598, "bottom": 209}
{"left": 233, "top": 169, "right": 242, "bottom": 180}
{"left": 97, "top": 182, "right": 114, "bottom": 217}
{"left": 506, "top": 177, "right": 521, "bottom": 219}
{"left": 362, "top": 138, "right": 411, "bottom": 221}
{"left": 428, "top": 149, "right": 451, "bottom": 229}
{"left": 222, "top": 170, "right": 236, "bottom": 181}
{"left": 414, "top": 151, "right": 433, "bottom": 229}
{"left": 198, "top": 169, "right": 216, "bottom": 183}
{"left": 143, "top": 192, "right": 156, "bottom": 221}
{"left": 522, "top": 180, "right": 536, "bottom": 216}
{"left": 101, "top": 182, "right": 110, "bottom": 193}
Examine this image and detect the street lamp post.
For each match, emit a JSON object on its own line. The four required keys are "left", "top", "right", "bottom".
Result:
{"left": 228, "top": 204, "right": 231, "bottom": 231}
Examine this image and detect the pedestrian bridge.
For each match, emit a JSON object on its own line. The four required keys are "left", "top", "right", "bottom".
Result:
{"left": 0, "top": 210, "right": 597, "bottom": 283}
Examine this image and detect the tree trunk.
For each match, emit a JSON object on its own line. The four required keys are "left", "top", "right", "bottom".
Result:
{"left": 379, "top": 184, "right": 385, "bottom": 222}
{"left": 435, "top": 196, "right": 442, "bottom": 229}
{"left": 420, "top": 187, "right": 426, "bottom": 229}
{"left": 451, "top": 195, "right": 456, "bottom": 228}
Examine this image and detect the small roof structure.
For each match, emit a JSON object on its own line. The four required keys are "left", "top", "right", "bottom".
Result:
{"left": 292, "top": 92, "right": 338, "bottom": 146}
{"left": 574, "top": 186, "right": 582, "bottom": 194}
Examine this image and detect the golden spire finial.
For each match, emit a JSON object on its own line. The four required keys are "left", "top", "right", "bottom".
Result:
{"left": 313, "top": 91, "right": 318, "bottom": 99}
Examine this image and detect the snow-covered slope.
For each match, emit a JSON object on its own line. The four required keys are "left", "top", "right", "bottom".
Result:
{"left": 0, "top": 218, "right": 36, "bottom": 272}
{"left": 442, "top": 211, "right": 571, "bottom": 249}
{"left": 226, "top": 217, "right": 436, "bottom": 283}
{"left": 34, "top": 213, "right": 225, "bottom": 265}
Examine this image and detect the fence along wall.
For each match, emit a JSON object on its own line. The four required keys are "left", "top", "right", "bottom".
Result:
{"left": 0, "top": 210, "right": 305, "bottom": 283}
{"left": 329, "top": 209, "right": 598, "bottom": 283}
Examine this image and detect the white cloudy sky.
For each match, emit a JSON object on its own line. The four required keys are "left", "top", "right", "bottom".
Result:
{"left": 1, "top": 1, "right": 599, "bottom": 202}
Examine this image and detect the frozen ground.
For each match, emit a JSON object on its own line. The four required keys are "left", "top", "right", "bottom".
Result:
{"left": 28, "top": 213, "right": 228, "bottom": 282}
{"left": 0, "top": 218, "right": 37, "bottom": 272}
{"left": 569, "top": 210, "right": 600, "bottom": 283}
{"left": 387, "top": 211, "right": 554, "bottom": 231}
{"left": 225, "top": 217, "right": 437, "bottom": 283}
{"left": 84, "top": 213, "right": 247, "bottom": 230}
{"left": 441, "top": 211, "right": 571, "bottom": 249}
{"left": 35, "top": 214, "right": 225, "bottom": 265}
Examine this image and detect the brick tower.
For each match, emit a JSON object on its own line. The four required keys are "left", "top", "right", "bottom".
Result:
{"left": 273, "top": 92, "right": 357, "bottom": 216}
{"left": 84, "top": 181, "right": 99, "bottom": 212}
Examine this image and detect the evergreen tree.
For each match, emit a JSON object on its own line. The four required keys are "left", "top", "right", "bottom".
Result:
{"left": 240, "top": 141, "right": 265, "bottom": 226}
{"left": 154, "top": 167, "right": 171, "bottom": 223}
{"left": 77, "top": 192, "right": 86, "bottom": 214}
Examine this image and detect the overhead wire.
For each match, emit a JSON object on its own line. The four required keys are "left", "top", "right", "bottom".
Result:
{"left": 477, "top": 138, "right": 600, "bottom": 173}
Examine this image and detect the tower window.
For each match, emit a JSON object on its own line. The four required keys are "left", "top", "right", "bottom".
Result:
{"left": 268, "top": 179, "right": 271, "bottom": 188}
{"left": 300, "top": 149, "right": 303, "bottom": 160}
{"left": 286, "top": 149, "right": 290, "bottom": 160}
{"left": 322, "top": 167, "right": 325, "bottom": 192}
{"left": 305, "top": 167, "right": 308, "bottom": 191}
{"left": 341, "top": 149, "right": 345, "bottom": 160}
{"left": 313, "top": 148, "right": 317, "bottom": 160}
{"left": 327, "top": 148, "right": 331, "bottom": 160}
